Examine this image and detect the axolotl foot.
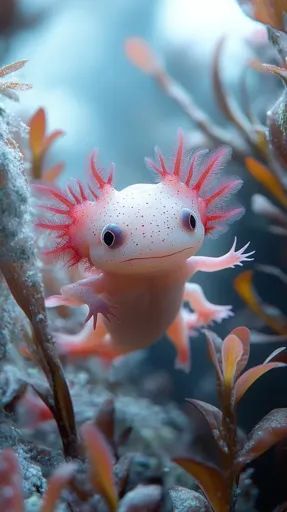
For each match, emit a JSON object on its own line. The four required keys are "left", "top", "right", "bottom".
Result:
{"left": 84, "top": 297, "right": 118, "bottom": 329}
{"left": 194, "top": 303, "right": 233, "bottom": 326}
{"left": 45, "top": 291, "right": 117, "bottom": 329}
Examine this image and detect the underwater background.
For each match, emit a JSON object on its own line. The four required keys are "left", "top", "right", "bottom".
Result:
{"left": 1, "top": 0, "right": 287, "bottom": 510}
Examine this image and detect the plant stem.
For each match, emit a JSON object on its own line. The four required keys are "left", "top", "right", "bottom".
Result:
{"left": 221, "top": 386, "right": 238, "bottom": 511}
{"left": 153, "top": 67, "right": 248, "bottom": 160}
{"left": 1, "top": 262, "right": 79, "bottom": 459}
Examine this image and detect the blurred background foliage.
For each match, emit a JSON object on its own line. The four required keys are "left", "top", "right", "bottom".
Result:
{"left": 1, "top": 1, "right": 287, "bottom": 510}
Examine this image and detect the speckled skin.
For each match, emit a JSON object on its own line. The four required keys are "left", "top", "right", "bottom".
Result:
{"left": 41, "top": 135, "right": 254, "bottom": 370}
{"left": 46, "top": 178, "right": 253, "bottom": 370}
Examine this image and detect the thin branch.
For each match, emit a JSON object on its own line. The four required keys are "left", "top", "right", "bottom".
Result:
{"left": 154, "top": 68, "right": 248, "bottom": 158}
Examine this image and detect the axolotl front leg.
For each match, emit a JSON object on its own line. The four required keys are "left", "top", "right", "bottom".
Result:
{"left": 186, "top": 237, "right": 254, "bottom": 276}
{"left": 46, "top": 274, "right": 128, "bottom": 360}
{"left": 46, "top": 274, "right": 116, "bottom": 328}
{"left": 166, "top": 238, "right": 254, "bottom": 371}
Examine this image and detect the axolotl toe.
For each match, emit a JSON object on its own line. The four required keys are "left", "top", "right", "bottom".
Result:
{"left": 36, "top": 131, "right": 254, "bottom": 371}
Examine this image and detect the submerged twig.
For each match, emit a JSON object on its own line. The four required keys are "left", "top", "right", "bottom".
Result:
{"left": 154, "top": 69, "right": 247, "bottom": 158}
{"left": 125, "top": 37, "right": 248, "bottom": 158}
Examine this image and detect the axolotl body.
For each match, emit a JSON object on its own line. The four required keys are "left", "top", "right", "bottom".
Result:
{"left": 37, "top": 132, "right": 253, "bottom": 370}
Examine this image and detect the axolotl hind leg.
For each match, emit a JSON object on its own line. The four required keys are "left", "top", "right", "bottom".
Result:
{"left": 167, "top": 283, "right": 233, "bottom": 372}
{"left": 54, "top": 316, "right": 123, "bottom": 362}
{"left": 184, "top": 282, "right": 233, "bottom": 325}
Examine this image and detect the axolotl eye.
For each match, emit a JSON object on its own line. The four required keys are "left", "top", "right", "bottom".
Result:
{"left": 181, "top": 208, "right": 197, "bottom": 231}
{"left": 101, "top": 224, "right": 124, "bottom": 249}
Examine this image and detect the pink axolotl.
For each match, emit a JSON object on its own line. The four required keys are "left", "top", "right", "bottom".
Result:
{"left": 35, "top": 132, "right": 253, "bottom": 371}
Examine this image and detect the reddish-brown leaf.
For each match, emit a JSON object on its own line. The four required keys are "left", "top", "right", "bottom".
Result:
{"left": 124, "top": 37, "right": 159, "bottom": 74}
{"left": 234, "top": 362, "right": 285, "bottom": 403}
{"left": 29, "top": 108, "right": 46, "bottom": 156}
{"left": 222, "top": 334, "right": 243, "bottom": 387}
{"left": 186, "top": 399, "right": 225, "bottom": 449}
{"left": 94, "top": 398, "right": 115, "bottom": 450}
{"left": 41, "top": 462, "right": 77, "bottom": 512}
{"left": 0, "top": 449, "right": 24, "bottom": 512}
{"left": 174, "top": 457, "right": 229, "bottom": 512}
{"left": 81, "top": 422, "right": 118, "bottom": 511}
{"left": 236, "top": 408, "right": 287, "bottom": 469}
{"left": 18, "top": 388, "right": 54, "bottom": 428}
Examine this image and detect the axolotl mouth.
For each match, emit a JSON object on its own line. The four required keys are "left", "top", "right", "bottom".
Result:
{"left": 121, "top": 246, "right": 195, "bottom": 263}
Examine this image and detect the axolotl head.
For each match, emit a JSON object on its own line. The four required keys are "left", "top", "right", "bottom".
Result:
{"left": 36, "top": 132, "right": 244, "bottom": 275}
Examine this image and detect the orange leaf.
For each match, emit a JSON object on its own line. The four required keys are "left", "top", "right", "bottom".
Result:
{"left": 42, "top": 163, "right": 65, "bottom": 183}
{"left": 230, "top": 326, "right": 250, "bottom": 376}
{"left": 234, "top": 362, "right": 285, "bottom": 403}
{"left": 236, "top": 408, "right": 287, "bottom": 469}
{"left": 0, "top": 449, "right": 24, "bottom": 512}
{"left": 234, "top": 270, "right": 287, "bottom": 335}
{"left": 42, "top": 130, "right": 65, "bottom": 154}
{"left": 237, "top": 0, "right": 287, "bottom": 30}
{"left": 222, "top": 334, "right": 243, "bottom": 386}
{"left": 124, "top": 37, "right": 159, "bottom": 74}
{"left": 245, "top": 157, "right": 287, "bottom": 208}
{"left": 41, "top": 462, "right": 77, "bottom": 512}
{"left": 29, "top": 108, "right": 46, "bottom": 156}
{"left": 174, "top": 457, "right": 229, "bottom": 512}
{"left": 81, "top": 422, "right": 118, "bottom": 512}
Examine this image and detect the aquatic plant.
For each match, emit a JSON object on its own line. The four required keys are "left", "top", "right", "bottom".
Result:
{"left": 233, "top": 1, "right": 287, "bottom": 337}
{"left": 124, "top": 36, "right": 268, "bottom": 162}
{"left": 124, "top": 1, "right": 287, "bottom": 340}
{"left": 28, "top": 107, "right": 65, "bottom": 182}
{"left": 174, "top": 326, "right": 287, "bottom": 512}
{"left": 0, "top": 60, "right": 78, "bottom": 458}
{"left": 0, "top": 405, "right": 169, "bottom": 511}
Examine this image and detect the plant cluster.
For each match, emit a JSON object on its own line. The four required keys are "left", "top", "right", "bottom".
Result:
{"left": 175, "top": 327, "right": 286, "bottom": 511}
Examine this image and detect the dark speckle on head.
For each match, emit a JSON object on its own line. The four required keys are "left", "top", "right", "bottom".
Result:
{"left": 87, "top": 181, "right": 205, "bottom": 273}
